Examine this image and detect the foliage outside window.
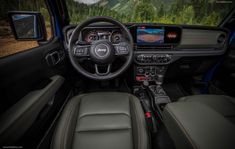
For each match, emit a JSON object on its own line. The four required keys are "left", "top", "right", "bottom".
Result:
{"left": 66, "top": 0, "right": 234, "bottom": 26}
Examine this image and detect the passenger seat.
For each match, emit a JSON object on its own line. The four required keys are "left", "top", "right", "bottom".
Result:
{"left": 162, "top": 95, "right": 235, "bottom": 149}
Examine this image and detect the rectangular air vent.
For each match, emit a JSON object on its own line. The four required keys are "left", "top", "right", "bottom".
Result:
{"left": 136, "top": 45, "right": 174, "bottom": 50}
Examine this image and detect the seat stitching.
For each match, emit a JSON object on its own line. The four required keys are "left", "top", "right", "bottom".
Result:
{"left": 78, "top": 112, "right": 130, "bottom": 120}
{"left": 64, "top": 103, "right": 78, "bottom": 148}
{"left": 60, "top": 98, "right": 81, "bottom": 149}
{"left": 60, "top": 103, "right": 75, "bottom": 149}
{"left": 129, "top": 97, "right": 136, "bottom": 149}
{"left": 165, "top": 106, "right": 198, "bottom": 149}
{"left": 76, "top": 128, "right": 131, "bottom": 133}
{"left": 130, "top": 95, "right": 142, "bottom": 149}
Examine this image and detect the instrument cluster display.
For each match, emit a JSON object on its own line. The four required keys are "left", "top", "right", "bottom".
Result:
{"left": 82, "top": 28, "right": 123, "bottom": 44}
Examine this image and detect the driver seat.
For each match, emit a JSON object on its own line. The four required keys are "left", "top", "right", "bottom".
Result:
{"left": 51, "top": 92, "right": 149, "bottom": 149}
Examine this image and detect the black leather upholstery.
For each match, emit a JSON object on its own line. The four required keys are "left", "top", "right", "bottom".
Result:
{"left": 163, "top": 95, "right": 235, "bottom": 149}
{"left": 51, "top": 92, "right": 149, "bottom": 149}
{"left": 180, "top": 95, "right": 235, "bottom": 124}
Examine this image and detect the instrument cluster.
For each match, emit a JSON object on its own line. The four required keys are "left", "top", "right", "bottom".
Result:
{"left": 81, "top": 28, "right": 124, "bottom": 44}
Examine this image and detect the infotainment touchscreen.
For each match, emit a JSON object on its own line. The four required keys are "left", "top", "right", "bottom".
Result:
{"left": 137, "top": 27, "right": 164, "bottom": 45}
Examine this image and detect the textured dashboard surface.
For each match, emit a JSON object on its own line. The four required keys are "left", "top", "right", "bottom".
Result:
{"left": 181, "top": 29, "right": 227, "bottom": 46}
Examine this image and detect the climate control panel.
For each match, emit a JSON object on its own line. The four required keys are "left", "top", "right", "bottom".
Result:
{"left": 134, "top": 66, "right": 167, "bottom": 82}
{"left": 135, "top": 66, "right": 157, "bottom": 82}
{"left": 135, "top": 54, "right": 172, "bottom": 65}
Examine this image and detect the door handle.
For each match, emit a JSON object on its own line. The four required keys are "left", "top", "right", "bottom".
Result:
{"left": 45, "top": 50, "right": 65, "bottom": 66}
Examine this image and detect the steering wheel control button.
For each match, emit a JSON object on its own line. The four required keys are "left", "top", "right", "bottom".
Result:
{"left": 115, "top": 46, "right": 128, "bottom": 55}
{"left": 74, "top": 46, "right": 88, "bottom": 56}
{"left": 115, "top": 42, "right": 129, "bottom": 55}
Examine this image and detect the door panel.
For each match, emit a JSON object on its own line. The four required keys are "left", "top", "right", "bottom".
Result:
{"left": 0, "top": 38, "right": 65, "bottom": 113}
{"left": 0, "top": 75, "right": 64, "bottom": 144}
{"left": 223, "top": 44, "right": 235, "bottom": 71}
{"left": 0, "top": 37, "right": 69, "bottom": 147}
{"left": 212, "top": 44, "right": 235, "bottom": 96}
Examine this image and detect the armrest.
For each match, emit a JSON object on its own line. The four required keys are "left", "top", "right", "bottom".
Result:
{"left": 163, "top": 102, "right": 235, "bottom": 149}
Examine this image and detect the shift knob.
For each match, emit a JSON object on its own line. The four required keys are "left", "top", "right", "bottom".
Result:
{"left": 143, "top": 80, "right": 149, "bottom": 86}
{"left": 155, "top": 74, "right": 164, "bottom": 85}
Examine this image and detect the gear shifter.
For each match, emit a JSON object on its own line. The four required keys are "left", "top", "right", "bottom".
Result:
{"left": 148, "top": 66, "right": 171, "bottom": 105}
{"left": 134, "top": 81, "right": 158, "bottom": 133}
{"left": 155, "top": 74, "right": 164, "bottom": 85}
{"left": 149, "top": 85, "right": 171, "bottom": 105}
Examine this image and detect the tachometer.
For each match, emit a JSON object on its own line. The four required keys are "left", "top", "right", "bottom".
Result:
{"left": 84, "top": 31, "right": 99, "bottom": 43}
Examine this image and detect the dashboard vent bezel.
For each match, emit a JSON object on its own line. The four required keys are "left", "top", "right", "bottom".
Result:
{"left": 135, "top": 45, "right": 174, "bottom": 50}
{"left": 217, "top": 33, "right": 226, "bottom": 45}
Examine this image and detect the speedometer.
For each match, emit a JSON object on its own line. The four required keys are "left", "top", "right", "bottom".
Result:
{"left": 84, "top": 31, "right": 99, "bottom": 43}
{"left": 111, "top": 31, "right": 122, "bottom": 43}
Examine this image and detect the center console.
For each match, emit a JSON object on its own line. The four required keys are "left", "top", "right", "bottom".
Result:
{"left": 129, "top": 24, "right": 228, "bottom": 129}
{"left": 131, "top": 25, "right": 179, "bottom": 118}
{"left": 130, "top": 25, "right": 181, "bottom": 82}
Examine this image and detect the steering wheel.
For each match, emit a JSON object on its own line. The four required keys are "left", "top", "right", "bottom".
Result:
{"left": 68, "top": 16, "right": 134, "bottom": 80}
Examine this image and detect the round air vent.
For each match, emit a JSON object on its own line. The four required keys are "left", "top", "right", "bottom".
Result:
{"left": 217, "top": 34, "right": 226, "bottom": 44}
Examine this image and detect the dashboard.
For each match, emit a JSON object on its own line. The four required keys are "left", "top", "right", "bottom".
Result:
{"left": 64, "top": 23, "right": 229, "bottom": 65}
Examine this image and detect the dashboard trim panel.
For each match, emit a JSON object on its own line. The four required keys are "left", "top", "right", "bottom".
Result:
{"left": 63, "top": 23, "right": 229, "bottom": 66}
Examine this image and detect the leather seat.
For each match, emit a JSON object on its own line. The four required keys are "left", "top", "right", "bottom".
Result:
{"left": 179, "top": 95, "right": 235, "bottom": 124}
{"left": 163, "top": 95, "right": 235, "bottom": 149}
{"left": 51, "top": 92, "right": 149, "bottom": 149}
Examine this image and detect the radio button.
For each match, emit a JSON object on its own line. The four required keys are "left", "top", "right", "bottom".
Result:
{"left": 137, "top": 67, "right": 145, "bottom": 75}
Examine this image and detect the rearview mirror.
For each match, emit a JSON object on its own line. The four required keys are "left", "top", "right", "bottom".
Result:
{"left": 8, "top": 11, "right": 47, "bottom": 41}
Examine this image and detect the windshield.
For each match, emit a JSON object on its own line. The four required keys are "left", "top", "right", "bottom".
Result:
{"left": 66, "top": 0, "right": 234, "bottom": 26}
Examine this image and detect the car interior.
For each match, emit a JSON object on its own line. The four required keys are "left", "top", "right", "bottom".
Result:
{"left": 0, "top": 0, "right": 235, "bottom": 149}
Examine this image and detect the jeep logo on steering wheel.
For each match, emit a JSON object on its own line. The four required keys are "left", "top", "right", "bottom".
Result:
{"left": 97, "top": 48, "right": 107, "bottom": 52}
{"left": 95, "top": 44, "right": 110, "bottom": 57}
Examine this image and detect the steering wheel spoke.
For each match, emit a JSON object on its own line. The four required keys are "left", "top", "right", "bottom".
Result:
{"left": 94, "top": 64, "right": 111, "bottom": 76}
{"left": 114, "top": 42, "right": 130, "bottom": 56}
{"left": 73, "top": 45, "right": 90, "bottom": 57}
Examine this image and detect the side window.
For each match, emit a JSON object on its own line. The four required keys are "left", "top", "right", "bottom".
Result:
{"left": 0, "top": 1, "right": 52, "bottom": 58}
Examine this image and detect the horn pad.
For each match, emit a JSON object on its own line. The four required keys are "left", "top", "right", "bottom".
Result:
{"left": 90, "top": 40, "right": 115, "bottom": 64}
